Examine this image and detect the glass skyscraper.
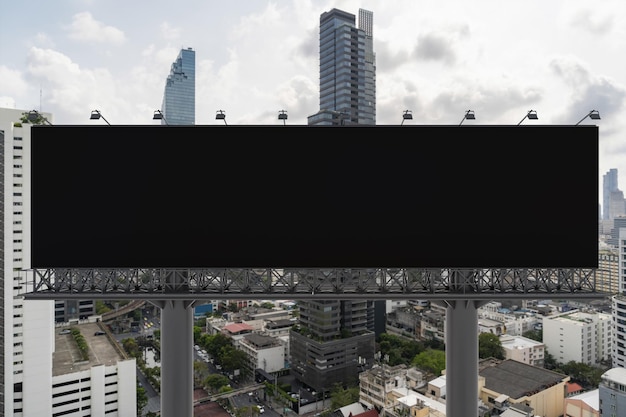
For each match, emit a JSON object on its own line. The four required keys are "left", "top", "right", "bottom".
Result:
{"left": 603, "top": 168, "right": 619, "bottom": 220}
{"left": 308, "top": 8, "right": 376, "bottom": 125}
{"left": 161, "top": 47, "right": 195, "bottom": 125}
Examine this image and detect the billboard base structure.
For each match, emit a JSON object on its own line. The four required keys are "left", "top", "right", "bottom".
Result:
{"left": 23, "top": 268, "right": 605, "bottom": 417}
{"left": 25, "top": 267, "right": 602, "bottom": 301}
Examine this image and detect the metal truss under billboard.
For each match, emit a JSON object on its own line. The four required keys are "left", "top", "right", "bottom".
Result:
{"left": 24, "top": 267, "right": 604, "bottom": 301}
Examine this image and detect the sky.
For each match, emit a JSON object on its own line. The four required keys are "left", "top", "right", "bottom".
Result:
{"left": 1, "top": 0, "right": 625, "bottom": 205}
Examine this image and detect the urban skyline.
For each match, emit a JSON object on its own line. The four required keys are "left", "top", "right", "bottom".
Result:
{"left": 0, "top": 0, "right": 623, "bottom": 201}
{"left": 1, "top": 1, "right": 624, "bottom": 414}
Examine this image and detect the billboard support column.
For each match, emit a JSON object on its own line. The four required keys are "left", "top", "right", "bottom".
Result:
{"left": 153, "top": 270, "right": 195, "bottom": 417}
{"left": 436, "top": 270, "right": 488, "bottom": 417}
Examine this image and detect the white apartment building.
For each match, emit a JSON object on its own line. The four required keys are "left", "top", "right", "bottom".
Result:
{"left": 263, "top": 319, "right": 295, "bottom": 361}
{"left": 611, "top": 227, "right": 626, "bottom": 368}
{"left": 51, "top": 321, "right": 136, "bottom": 416}
{"left": 499, "top": 334, "right": 544, "bottom": 367}
{"left": 543, "top": 310, "right": 612, "bottom": 365}
{"left": 1, "top": 108, "right": 135, "bottom": 416}
{"left": 238, "top": 333, "right": 284, "bottom": 374}
{"left": 51, "top": 362, "right": 136, "bottom": 416}
{"left": 1, "top": 108, "right": 55, "bottom": 417}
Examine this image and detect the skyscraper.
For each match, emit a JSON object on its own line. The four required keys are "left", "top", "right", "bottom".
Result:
{"left": 307, "top": 8, "right": 376, "bottom": 125}
{"left": 290, "top": 297, "right": 376, "bottom": 392}
{"left": 1, "top": 109, "right": 139, "bottom": 417}
{"left": 161, "top": 47, "right": 195, "bottom": 125}
{"left": 603, "top": 168, "right": 619, "bottom": 220}
{"left": 293, "top": 7, "right": 378, "bottom": 393}
{"left": 1, "top": 108, "right": 55, "bottom": 416}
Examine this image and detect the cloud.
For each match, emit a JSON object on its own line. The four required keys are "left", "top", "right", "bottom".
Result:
{"left": 0, "top": 66, "right": 30, "bottom": 99}
{"left": 160, "top": 22, "right": 181, "bottom": 41}
{"left": 33, "top": 32, "right": 56, "bottom": 48}
{"left": 549, "top": 56, "right": 626, "bottom": 123}
{"left": 22, "top": 47, "right": 167, "bottom": 124}
{"left": 65, "top": 12, "right": 126, "bottom": 44}
{"left": 375, "top": 39, "right": 412, "bottom": 74}
{"left": 413, "top": 24, "right": 470, "bottom": 65}
{"left": 569, "top": 9, "right": 614, "bottom": 36}
{"left": 0, "top": 97, "right": 16, "bottom": 108}
{"left": 414, "top": 33, "right": 457, "bottom": 65}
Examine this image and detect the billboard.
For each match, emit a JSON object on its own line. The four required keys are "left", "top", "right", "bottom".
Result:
{"left": 31, "top": 125, "right": 598, "bottom": 268}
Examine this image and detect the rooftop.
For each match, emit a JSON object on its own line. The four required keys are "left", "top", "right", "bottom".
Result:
{"left": 602, "top": 367, "right": 626, "bottom": 385}
{"left": 243, "top": 333, "right": 281, "bottom": 348}
{"left": 500, "top": 335, "right": 543, "bottom": 349}
{"left": 53, "top": 322, "right": 125, "bottom": 376}
{"left": 479, "top": 359, "right": 568, "bottom": 399}
{"left": 223, "top": 322, "right": 254, "bottom": 334}
{"left": 567, "top": 388, "right": 599, "bottom": 410}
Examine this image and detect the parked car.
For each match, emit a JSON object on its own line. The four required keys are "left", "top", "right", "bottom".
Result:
{"left": 59, "top": 329, "right": 71, "bottom": 335}
{"left": 94, "top": 331, "right": 106, "bottom": 336}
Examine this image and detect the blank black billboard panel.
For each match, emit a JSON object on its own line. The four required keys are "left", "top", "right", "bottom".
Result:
{"left": 31, "top": 125, "right": 598, "bottom": 268}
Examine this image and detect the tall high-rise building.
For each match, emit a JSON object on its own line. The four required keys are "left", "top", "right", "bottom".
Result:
{"left": 294, "top": 7, "right": 378, "bottom": 392}
{"left": 612, "top": 228, "right": 626, "bottom": 370}
{"left": 290, "top": 296, "right": 375, "bottom": 392}
{"left": 603, "top": 168, "right": 620, "bottom": 220}
{"left": 1, "top": 108, "right": 137, "bottom": 417}
{"left": 161, "top": 47, "right": 195, "bottom": 125}
{"left": 1, "top": 107, "right": 55, "bottom": 416}
{"left": 307, "top": 8, "right": 376, "bottom": 125}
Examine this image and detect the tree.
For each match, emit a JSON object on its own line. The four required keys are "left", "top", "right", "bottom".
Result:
{"left": 236, "top": 405, "right": 258, "bottom": 417}
{"left": 522, "top": 329, "right": 542, "bottom": 342}
{"left": 205, "top": 332, "right": 232, "bottom": 359}
{"left": 137, "top": 385, "right": 148, "bottom": 414}
{"left": 478, "top": 332, "right": 505, "bottom": 359}
{"left": 329, "top": 383, "right": 360, "bottom": 410}
{"left": 204, "top": 374, "right": 230, "bottom": 393}
{"left": 95, "top": 300, "right": 112, "bottom": 315}
{"left": 543, "top": 350, "right": 557, "bottom": 370}
{"left": 411, "top": 348, "right": 445, "bottom": 376}
{"left": 377, "top": 333, "right": 425, "bottom": 366}
{"left": 20, "top": 111, "right": 47, "bottom": 125}
{"left": 194, "top": 360, "right": 209, "bottom": 387}
{"left": 559, "top": 360, "right": 606, "bottom": 388}
{"left": 194, "top": 325, "right": 203, "bottom": 342}
{"left": 122, "top": 337, "right": 141, "bottom": 358}
{"left": 220, "top": 346, "right": 248, "bottom": 377}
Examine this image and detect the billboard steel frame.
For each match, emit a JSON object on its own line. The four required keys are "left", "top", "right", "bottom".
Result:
{"left": 24, "top": 267, "right": 603, "bottom": 301}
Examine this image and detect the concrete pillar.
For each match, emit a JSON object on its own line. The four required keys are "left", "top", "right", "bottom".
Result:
{"left": 158, "top": 299, "right": 194, "bottom": 417}
{"left": 444, "top": 299, "right": 480, "bottom": 417}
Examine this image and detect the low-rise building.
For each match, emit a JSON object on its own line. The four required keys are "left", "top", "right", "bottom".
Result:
{"left": 387, "top": 387, "right": 445, "bottom": 417}
{"left": 599, "top": 367, "right": 626, "bottom": 417}
{"left": 564, "top": 388, "right": 598, "bottom": 417}
{"left": 238, "top": 333, "right": 285, "bottom": 374}
{"left": 478, "top": 359, "right": 569, "bottom": 417}
{"left": 52, "top": 322, "right": 136, "bottom": 416}
{"left": 478, "top": 317, "right": 506, "bottom": 336}
{"left": 359, "top": 364, "right": 408, "bottom": 410}
{"left": 500, "top": 334, "right": 545, "bottom": 367}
